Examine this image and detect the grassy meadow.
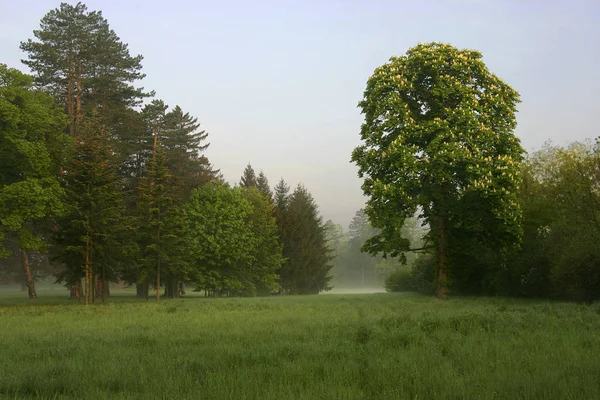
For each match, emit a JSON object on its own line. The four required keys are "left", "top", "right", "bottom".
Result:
{"left": 1, "top": 291, "right": 599, "bottom": 399}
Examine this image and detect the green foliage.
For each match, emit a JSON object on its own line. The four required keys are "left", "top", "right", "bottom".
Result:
{"left": 20, "top": 1, "right": 150, "bottom": 131}
{"left": 411, "top": 255, "right": 437, "bottom": 294}
{"left": 52, "top": 115, "right": 128, "bottom": 293}
{"left": 352, "top": 42, "right": 524, "bottom": 296}
{"left": 117, "top": 100, "right": 215, "bottom": 296}
{"left": 239, "top": 164, "right": 272, "bottom": 199}
{"left": 384, "top": 269, "right": 415, "bottom": 292}
{"left": 507, "top": 141, "right": 600, "bottom": 301}
{"left": 256, "top": 171, "right": 273, "bottom": 199}
{"left": 186, "top": 182, "right": 281, "bottom": 296}
{"left": 278, "top": 184, "right": 333, "bottom": 294}
{"left": 241, "top": 187, "right": 285, "bottom": 295}
{"left": 0, "top": 64, "right": 67, "bottom": 257}
{"left": 161, "top": 105, "right": 216, "bottom": 197}
{"left": 135, "top": 143, "right": 188, "bottom": 296}
{"left": 239, "top": 163, "right": 257, "bottom": 188}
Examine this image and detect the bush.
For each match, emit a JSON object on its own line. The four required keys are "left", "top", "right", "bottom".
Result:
{"left": 384, "top": 269, "right": 415, "bottom": 292}
{"left": 412, "top": 255, "right": 437, "bottom": 294}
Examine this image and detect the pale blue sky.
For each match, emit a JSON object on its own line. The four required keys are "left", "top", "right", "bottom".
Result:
{"left": 1, "top": 0, "right": 599, "bottom": 228}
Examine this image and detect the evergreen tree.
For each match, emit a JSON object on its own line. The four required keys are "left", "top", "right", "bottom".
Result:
{"left": 274, "top": 178, "right": 290, "bottom": 218}
{"left": 240, "top": 164, "right": 257, "bottom": 188}
{"left": 52, "top": 114, "right": 127, "bottom": 304}
{"left": 162, "top": 105, "right": 217, "bottom": 200}
{"left": 280, "top": 184, "right": 333, "bottom": 294}
{"left": 136, "top": 142, "right": 188, "bottom": 301}
{"left": 273, "top": 178, "right": 290, "bottom": 292}
{"left": 256, "top": 171, "right": 273, "bottom": 200}
{"left": 20, "top": 2, "right": 150, "bottom": 136}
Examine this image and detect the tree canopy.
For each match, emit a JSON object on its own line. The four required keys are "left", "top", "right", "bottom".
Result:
{"left": 352, "top": 42, "right": 524, "bottom": 298}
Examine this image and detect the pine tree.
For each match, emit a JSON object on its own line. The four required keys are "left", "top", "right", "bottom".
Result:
{"left": 256, "top": 171, "right": 273, "bottom": 200}
{"left": 274, "top": 178, "right": 290, "bottom": 215}
{"left": 162, "top": 105, "right": 217, "bottom": 200}
{"left": 273, "top": 178, "right": 290, "bottom": 293}
{"left": 136, "top": 142, "right": 188, "bottom": 302}
{"left": 52, "top": 114, "right": 127, "bottom": 304}
{"left": 240, "top": 164, "right": 257, "bottom": 188}
{"left": 280, "top": 184, "right": 333, "bottom": 294}
{"left": 20, "top": 2, "right": 150, "bottom": 136}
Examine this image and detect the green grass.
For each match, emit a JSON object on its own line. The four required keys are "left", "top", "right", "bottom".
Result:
{"left": 1, "top": 291, "right": 599, "bottom": 399}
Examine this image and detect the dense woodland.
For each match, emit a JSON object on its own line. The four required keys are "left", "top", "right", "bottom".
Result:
{"left": 1, "top": 3, "right": 599, "bottom": 303}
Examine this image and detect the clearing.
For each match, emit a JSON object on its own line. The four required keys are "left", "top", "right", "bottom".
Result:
{"left": 0, "top": 292, "right": 599, "bottom": 399}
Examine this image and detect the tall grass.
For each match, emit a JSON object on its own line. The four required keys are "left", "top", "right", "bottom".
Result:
{"left": 0, "top": 292, "right": 599, "bottom": 399}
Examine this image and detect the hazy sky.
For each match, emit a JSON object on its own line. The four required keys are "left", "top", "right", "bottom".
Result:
{"left": 1, "top": 0, "right": 599, "bottom": 228}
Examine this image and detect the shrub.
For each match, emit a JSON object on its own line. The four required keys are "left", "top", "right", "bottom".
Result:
{"left": 384, "top": 269, "right": 415, "bottom": 292}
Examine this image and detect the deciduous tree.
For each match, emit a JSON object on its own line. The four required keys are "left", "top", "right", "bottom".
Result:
{"left": 0, "top": 65, "right": 67, "bottom": 299}
{"left": 352, "top": 42, "right": 524, "bottom": 298}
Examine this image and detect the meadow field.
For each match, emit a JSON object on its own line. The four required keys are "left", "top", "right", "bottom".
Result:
{"left": 1, "top": 291, "right": 599, "bottom": 399}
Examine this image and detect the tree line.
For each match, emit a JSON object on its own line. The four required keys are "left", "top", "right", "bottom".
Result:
{"left": 3, "top": 4, "right": 598, "bottom": 304}
{"left": 0, "top": 2, "right": 332, "bottom": 302}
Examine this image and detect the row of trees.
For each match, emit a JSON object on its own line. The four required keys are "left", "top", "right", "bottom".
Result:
{"left": 505, "top": 141, "right": 600, "bottom": 301}
{"left": 6, "top": 5, "right": 595, "bottom": 303}
{"left": 352, "top": 42, "right": 600, "bottom": 302}
{"left": 0, "top": 2, "right": 332, "bottom": 302}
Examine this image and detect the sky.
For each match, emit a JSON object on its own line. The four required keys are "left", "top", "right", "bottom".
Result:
{"left": 1, "top": 0, "right": 599, "bottom": 229}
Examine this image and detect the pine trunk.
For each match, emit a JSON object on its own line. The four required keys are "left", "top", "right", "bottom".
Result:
{"left": 156, "top": 262, "right": 161, "bottom": 302}
{"left": 85, "top": 248, "right": 90, "bottom": 305}
{"left": 20, "top": 249, "right": 37, "bottom": 299}
{"left": 436, "top": 216, "right": 449, "bottom": 300}
{"left": 69, "top": 280, "right": 83, "bottom": 301}
{"left": 91, "top": 272, "right": 96, "bottom": 303}
{"left": 76, "top": 60, "right": 82, "bottom": 125}
{"left": 96, "top": 278, "right": 110, "bottom": 302}
{"left": 67, "top": 65, "right": 75, "bottom": 136}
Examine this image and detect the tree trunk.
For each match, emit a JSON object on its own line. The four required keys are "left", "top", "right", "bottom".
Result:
{"left": 156, "top": 263, "right": 161, "bottom": 302}
{"left": 67, "top": 66, "right": 74, "bottom": 136}
{"left": 20, "top": 249, "right": 37, "bottom": 299}
{"left": 96, "top": 278, "right": 110, "bottom": 303}
{"left": 85, "top": 248, "right": 90, "bottom": 305}
{"left": 436, "top": 216, "right": 449, "bottom": 300}
{"left": 91, "top": 267, "right": 96, "bottom": 303}
{"left": 103, "top": 280, "right": 110, "bottom": 298}
{"left": 164, "top": 277, "right": 172, "bottom": 298}
{"left": 76, "top": 59, "right": 82, "bottom": 125}
{"left": 136, "top": 279, "right": 149, "bottom": 299}
{"left": 70, "top": 280, "right": 82, "bottom": 301}
{"left": 164, "top": 278, "right": 181, "bottom": 298}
